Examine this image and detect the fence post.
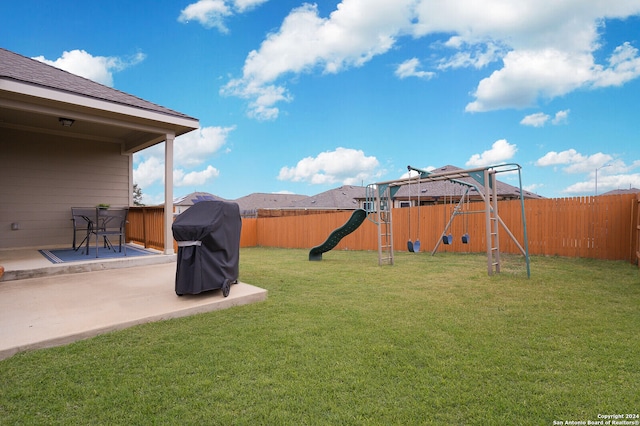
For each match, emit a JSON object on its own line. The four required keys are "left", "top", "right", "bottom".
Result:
{"left": 635, "top": 194, "right": 640, "bottom": 266}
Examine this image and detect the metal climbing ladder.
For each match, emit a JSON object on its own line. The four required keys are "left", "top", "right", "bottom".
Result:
{"left": 484, "top": 169, "right": 501, "bottom": 275}
{"left": 366, "top": 183, "right": 394, "bottom": 265}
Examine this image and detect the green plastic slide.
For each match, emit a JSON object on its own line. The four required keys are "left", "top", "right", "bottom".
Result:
{"left": 309, "top": 209, "right": 367, "bottom": 261}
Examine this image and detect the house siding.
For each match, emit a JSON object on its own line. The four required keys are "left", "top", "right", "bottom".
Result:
{"left": 0, "top": 128, "right": 130, "bottom": 249}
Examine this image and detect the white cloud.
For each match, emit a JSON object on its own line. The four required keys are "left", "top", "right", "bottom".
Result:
{"left": 533, "top": 149, "right": 640, "bottom": 194}
{"left": 552, "top": 109, "right": 570, "bottom": 125}
{"left": 221, "top": 0, "right": 415, "bottom": 119}
{"left": 223, "top": 0, "right": 640, "bottom": 119}
{"left": 178, "top": 0, "right": 231, "bottom": 32}
{"left": 450, "top": 0, "right": 640, "bottom": 112}
{"left": 521, "top": 109, "right": 570, "bottom": 127}
{"left": 535, "top": 149, "right": 613, "bottom": 174}
{"left": 592, "top": 42, "right": 640, "bottom": 87}
{"left": 523, "top": 183, "right": 543, "bottom": 193}
{"left": 133, "top": 156, "right": 165, "bottom": 189}
{"left": 174, "top": 125, "right": 236, "bottom": 166}
{"left": 221, "top": 79, "right": 292, "bottom": 121}
{"left": 278, "top": 147, "right": 381, "bottom": 185}
{"left": 174, "top": 165, "right": 220, "bottom": 187}
{"left": 395, "top": 58, "right": 434, "bottom": 79}
{"left": 178, "top": 0, "right": 268, "bottom": 32}
{"left": 133, "top": 125, "right": 234, "bottom": 189}
{"left": 562, "top": 172, "right": 640, "bottom": 194}
{"left": 465, "top": 42, "right": 640, "bottom": 112}
{"left": 32, "top": 49, "right": 145, "bottom": 86}
{"left": 465, "top": 49, "right": 594, "bottom": 112}
{"left": 234, "top": 0, "right": 268, "bottom": 12}
{"left": 141, "top": 193, "right": 165, "bottom": 206}
{"left": 535, "top": 149, "right": 584, "bottom": 167}
{"left": 520, "top": 112, "right": 550, "bottom": 127}
{"left": 411, "top": 0, "right": 608, "bottom": 51}
{"left": 466, "top": 139, "right": 517, "bottom": 167}
{"left": 437, "top": 40, "right": 504, "bottom": 70}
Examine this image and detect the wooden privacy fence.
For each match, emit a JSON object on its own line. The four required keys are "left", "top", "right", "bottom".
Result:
{"left": 126, "top": 193, "right": 639, "bottom": 263}
{"left": 126, "top": 207, "right": 165, "bottom": 250}
{"left": 126, "top": 206, "right": 258, "bottom": 252}
{"left": 637, "top": 194, "right": 640, "bottom": 266}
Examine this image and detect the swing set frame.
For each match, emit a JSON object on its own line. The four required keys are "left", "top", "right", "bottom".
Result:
{"left": 367, "top": 163, "right": 531, "bottom": 277}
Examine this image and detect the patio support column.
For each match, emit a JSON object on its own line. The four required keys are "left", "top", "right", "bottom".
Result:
{"left": 164, "top": 133, "right": 175, "bottom": 255}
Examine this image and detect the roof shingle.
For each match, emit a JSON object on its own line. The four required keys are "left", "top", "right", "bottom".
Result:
{"left": 0, "top": 48, "right": 195, "bottom": 120}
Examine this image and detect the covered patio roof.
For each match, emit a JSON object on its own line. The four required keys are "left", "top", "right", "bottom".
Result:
{"left": 0, "top": 48, "right": 200, "bottom": 254}
{"left": 0, "top": 47, "right": 198, "bottom": 153}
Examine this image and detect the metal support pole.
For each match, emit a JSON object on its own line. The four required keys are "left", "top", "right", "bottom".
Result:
{"left": 484, "top": 169, "right": 493, "bottom": 275}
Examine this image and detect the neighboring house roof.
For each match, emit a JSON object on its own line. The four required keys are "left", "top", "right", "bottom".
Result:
{"left": 290, "top": 186, "right": 366, "bottom": 209}
{"left": 0, "top": 48, "right": 199, "bottom": 153}
{"left": 172, "top": 165, "right": 543, "bottom": 214}
{"left": 174, "top": 192, "right": 229, "bottom": 206}
{"left": 235, "top": 193, "right": 309, "bottom": 213}
{"left": 601, "top": 188, "right": 640, "bottom": 196}
{"left": 173, "top": 191, "right": 310, "bottom": 214}
{"left": 394, "top": 165, "right": 544, "bottom": 201}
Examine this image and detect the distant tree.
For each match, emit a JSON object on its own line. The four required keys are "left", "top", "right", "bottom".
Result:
{"left": 133, "top": 183, "right": 144, "bottom": 206}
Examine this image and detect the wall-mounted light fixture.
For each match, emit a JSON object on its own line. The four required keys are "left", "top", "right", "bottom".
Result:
{"left": 58, "top": 117, "right": 75, "bottom": 127}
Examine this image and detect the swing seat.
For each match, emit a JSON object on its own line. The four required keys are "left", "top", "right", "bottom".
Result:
{"left": 442, "top": 234, "right": 453, "bottom": 245}
{"left": 407, "top": 240, "right": 414, "bottom": 252}
{"left": 413, "top": 239, "right": 421, "bottom": 252}
{"left": 462, "top": 233, "right": 469, "bottom": 244}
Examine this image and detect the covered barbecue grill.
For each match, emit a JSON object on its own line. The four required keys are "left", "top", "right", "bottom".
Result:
{"left": 172, "top": 200, "right": 241, "bottom": 296}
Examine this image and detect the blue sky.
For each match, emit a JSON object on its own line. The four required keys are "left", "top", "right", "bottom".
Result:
{"left": 3, "top": 0, "right": 640, "bottom": 203}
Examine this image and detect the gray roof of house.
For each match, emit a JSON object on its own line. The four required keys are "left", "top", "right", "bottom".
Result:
{"left": 0, "top": 48, "right": 195, "bottom": 120}
{"left": 290, "top": 186, "right": 366, "bottom": 209}
{"left": 601, "top": 188, "right": 640, "bottom": 196}
{"left": 174, "top": 192, "right": 229, "bottom": 206}
{"left": 234, "top": 193, "right": 309, "bottom": 212}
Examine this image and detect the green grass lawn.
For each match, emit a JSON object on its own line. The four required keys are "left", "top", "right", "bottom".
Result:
{"left": 1, "top": 248, "right": 639, "bottom": 424}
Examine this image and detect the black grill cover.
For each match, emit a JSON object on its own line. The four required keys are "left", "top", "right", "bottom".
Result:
{"left": 172, "top": 200, "right": 241, "bottom": 296}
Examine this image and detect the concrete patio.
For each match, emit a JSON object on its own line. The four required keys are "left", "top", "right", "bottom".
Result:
{"left": 0, "top": 247, "right": 267, "bottom": 361}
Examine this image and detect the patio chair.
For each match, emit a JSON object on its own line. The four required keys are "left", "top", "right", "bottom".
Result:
{"left": 88, "top": 207, "right": 129, "bottom": 257}
{"left": 71, "top": 207, "right": 95, "bottom": 251}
